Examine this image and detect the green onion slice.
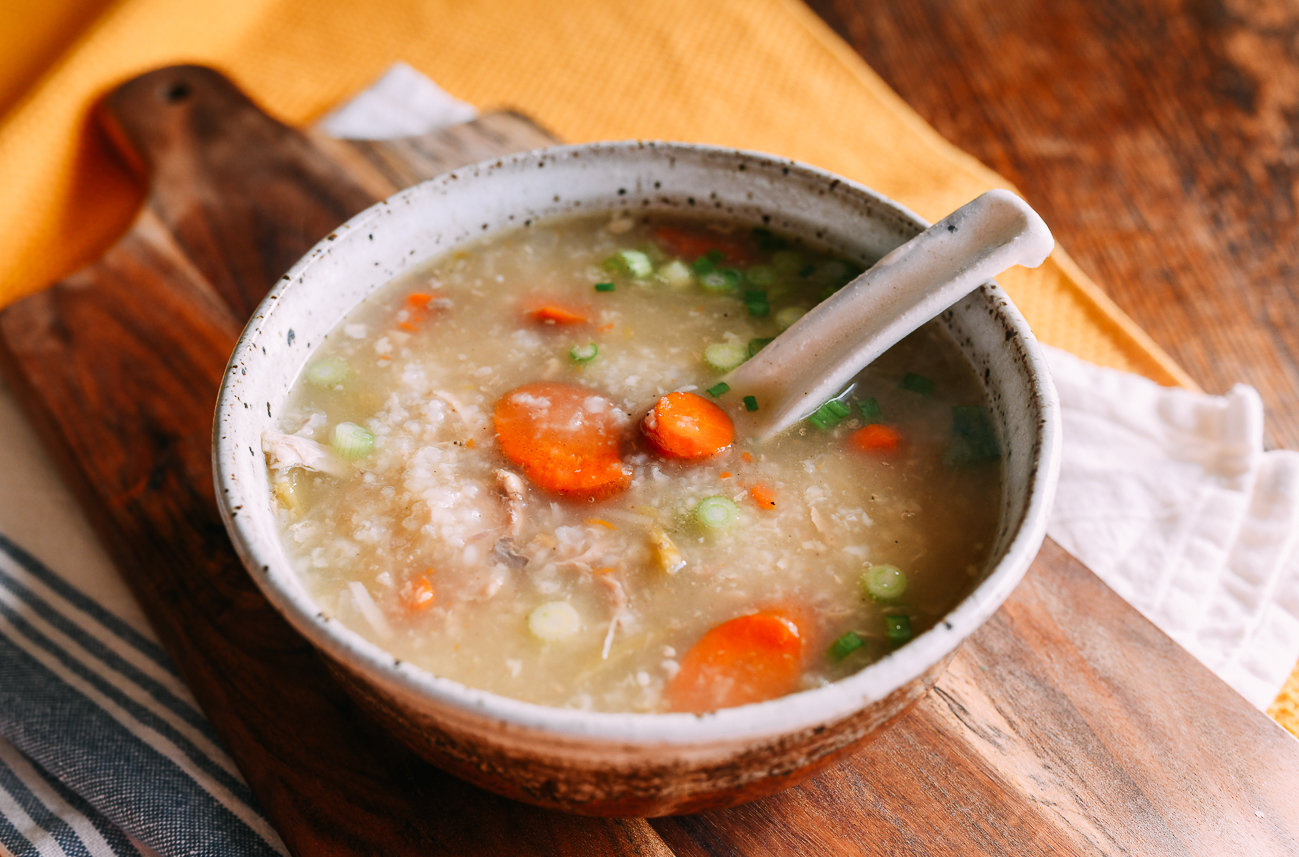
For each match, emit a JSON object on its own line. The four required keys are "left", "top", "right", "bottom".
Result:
{"left": 900, "top": 373, "right": 936, "bottom": 396}
{"left": 594, "top": 281, "right": 616, "bottom": 292}
{"left": 858, "top": 397, "right": 882, "bottom": 423}
{"left": 703, "top": 342, "right": 747, "bottom": 372}
{"left": 700, "top": 269, "right": 742, "bottom": 293}
{"left": 827, "top": 631, "right": 865, "bottom": 662}
{"left": 885, "top": 614, "right": 912, "bottom": 647}
{"left": 604, "top": 249, "right": 653, "bottom": 278}
{"left": 747, "top": 337, "right": 774, "bottom": 357}
{"left": 570, "top": 343, "right": 599, "bottom": 364}
{"left": 331, "top": 421, "right": 375, "bottom": 459}
{"left": 528, "top": 601, "right": 581, "bottom": 641}
{"left": 862, "top": 564, "right": 908, "bottom": 601}
{"left": 695, "top": 496, "right": 740, "bottom": 530}
{"left": 706, "top": 382, "right": 730, "bottom": 397}
{"left": 307, "top": 355, "right": 349, "bottom": 387}
{"left": 743, "top": 395, "right": 759, "bottom": 412}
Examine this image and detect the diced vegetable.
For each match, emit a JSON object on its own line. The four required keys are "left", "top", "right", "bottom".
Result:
{"left": 604, "top": 249, "right": 653, "bottom": 278}
{"left": 703, "top": 342, "right": 747, "bottom": 372}
{"left": 774, "top": 306, "right": 806, "bottom": 330}
{"left": 808, "top": 397, "right": 852, "bottom": 430}
{"left": 529, "top": 601, "right": 581, "bottom": 641}
{"left": 649, "top": 526, "right": 686, "bottom": 574}
{"left": 307, "top": 355, "right": 349, "bottom": 388}
{"left": 858, "top": 397, "right": 882, "bottom": 422}
{"left": 569, "top": 343, "right": 599, "bottom": 364}
{"left": 655, "top": 259, "right": 693, "bottom": 289}
{"left": 706, "top": 382, "right": 730, "bottom": 397}
{"left": 949, "top": 405, "right": 1000, "bottom": 464}
{"left": 530, "top": 305, "right": 589, "bottom": 325}
{"left": 745, "top": 265, "right": 777, "bottom": 287}
{"left": 700, "top": 269, "right": 742, "bottom": 293}
{"left": 695, "top": 496, "right": 740, "bottom": 530}
{"left": 405, "top": 576, "right": 436, "bottom": 611}
{"left": 744, "top": 289, "right": 770, "bottom": 317}
{"left": 747, "top": 337, "right": 774, "bottom": 357}
{"left": 885, "top": 614, "right": 912, "bottom": 647}
{"left": 667, "top": 610, "right": 804, "bottom": 712}
{"left": 862, "top": 564, "right": 908, "bottom": 601}
{"left": 827, "top": 631, "right": 865, "bottom": 662}
{"left": 642, "top": 391, "right": 735, "bottom": 459}
{"left": 494, "top": 381, "right": 631, "bottom": 500}
{"left": 899, "top": 372, "right": 936, "bottom": 396}
{"left": 743, "top": 395, "right": 759, "bottom": 412}
{"left": 654, "top": 226, "right": 754, "bottom": 266}
{"left": 849, "top": 423, "right": 900, "bottom": 453}
{"left": 750, "top": 483, "right": 777, "bottom": 510}
{"left": 331, "top": 422, "right": 374, "bottom": 459}
{"left": 594, "top": 281, "right": 616, "bottom": 292}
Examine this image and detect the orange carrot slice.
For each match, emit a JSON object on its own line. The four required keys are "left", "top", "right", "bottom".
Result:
{"left": 667, "top": 611, "right": 804, "bottom": 713}
{"left": 653, "top": 225, "right": 757, "bottom": 266}
{"left": 529, "top": 305, "right": 589, "bottom": 325}
{"left": 849, "top": 423, "right": 901, "bottom": 453}
{"left": 750, "top": 483, "right": 777, "bottom": 510}
{"left": 641, "top": 392, "right": 734, "bottom": 460}
{"left": 406, "top": 576, "right": 435, "bottom": 612}
{"left": 494, "top": 381, "right": 631, "bottom": 500}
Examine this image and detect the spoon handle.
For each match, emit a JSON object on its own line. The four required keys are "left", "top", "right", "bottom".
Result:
{"left": 722, "top": 189, "right": 1054, "bottom": 441}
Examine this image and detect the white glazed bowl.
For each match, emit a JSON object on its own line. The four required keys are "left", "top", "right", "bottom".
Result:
{"left": 213, "top": 142, "right": 1060, "bottom": 816}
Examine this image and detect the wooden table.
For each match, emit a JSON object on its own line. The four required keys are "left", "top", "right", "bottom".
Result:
{"left": 2, "top": 3, "right": 1298, "bottom": 853}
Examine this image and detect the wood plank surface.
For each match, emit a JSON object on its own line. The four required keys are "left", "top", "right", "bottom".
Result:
{"left": 1, "top": 63, "right": 1296, "bottom": 856}
{"left": 805, "top": 0, "right": 1299, "bottom": 450}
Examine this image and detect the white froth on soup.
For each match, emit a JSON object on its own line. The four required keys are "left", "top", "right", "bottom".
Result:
{"left": 264, "top": 213, "right": 1002, "bottom": 713}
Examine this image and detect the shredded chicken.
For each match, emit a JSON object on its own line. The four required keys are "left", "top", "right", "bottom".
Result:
{"left": 597, "top": 575, "right": 632, "bottom": 659}
{"left": 495, "top": 469, "right": 526, "bottom": 538}
{"left": 262, "top": 430, "right": 347, "bottom": 477}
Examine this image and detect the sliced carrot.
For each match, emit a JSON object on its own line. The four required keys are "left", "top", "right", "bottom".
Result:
{"left": 742, "top": 451, "right": 754, "bottom": 463}
{"left": 641, "top": 392, "right": 734, "bottom": 460}
{"left": 406, "top": 293, "right": 436, "bottom": 307}
{"left": 750, "top": 483, "right": 778, "bottom": 510}
{"left": 529, "top": 305, "right": 589, "bottom": 325}
{"left": 494, "top": 381, "right": 631, "bottom": 500}
{"left": 653, "top": 225, "right": 757, "bottom": 266}
{"left": 849, "top": 423, "right": 902, "bottom": 453}
{"left": 719, "top": 471, "right": 732, "bottom": 479}
{"left": 667, "top": 610, "right": 804, "bottom": 713}
{"left": 405, "top": 576, "right": 436, "bottom": 612}
{"left": 400, "top": 291, "right": 445, "bottom": 331}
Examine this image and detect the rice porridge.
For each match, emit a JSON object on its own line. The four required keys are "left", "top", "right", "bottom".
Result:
{"left": 263, "top": 212, "right": 1002, "bottom": 713}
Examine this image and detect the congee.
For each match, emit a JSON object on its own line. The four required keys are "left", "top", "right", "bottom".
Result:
{"left": 264, "top": 212, "right": 1002, "bottom": 714}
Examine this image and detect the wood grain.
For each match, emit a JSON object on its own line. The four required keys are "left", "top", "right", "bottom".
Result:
{"left": 1, "top": 63, "right": 1297, "bottom": 855}
{"left": 805, "top": 0, "right": 1299, "bottom": 450}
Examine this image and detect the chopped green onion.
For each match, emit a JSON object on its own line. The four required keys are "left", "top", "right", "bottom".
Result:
{"left": 745, "top": 265, "right": 777, "bottom": 287}
{"left": 948, "top": 405, "right": 1000, "bottom": 464}
{"left": 900, "top": 373, "right": 936, "bottom": 396}
{"left": 706, "top": 382, "right": 730, "bottom": 397}
{"left": 747, "top": 337, "right": 774, "bottom": 357}
{"left": 774, "top": 306, "right": 806, "bottom": 330}
{"left": 808, "top": 397, "right": 851, "bottom": 429}
{"left": 695, "top": 496, "right": 740, "bottom": 530}
{"left": 307, "top": 355, "right": 349, "bottom": 387}
{"left": 885, "top": 614, "right": 912, "bottom": 647}
{"left": 772, "top": 250, "right": 805, "bottom": 274}
{"left": 656, "top": 259, "right": 693, "bottom": 289}
{"left": 743, "top": 289, "right": 767, "bottom": 302}
{"left": 528, "top": 601, "right": 581, "bottom": 641}
{"left": 827, "top": 631, "right": 865, "bottom": 662}
{"left": 743, "top": 395, "right": 759, "bottom": 412}
{"left": 858, "top": 397, "right": 882, "bottom": 423}
{"left": 700, "top": 269, "right": 742, "bottom": 293}
{"left": 703, "top": 342, "right": 747, "bottom": 372}
{"left": 594, "top": 281, "right": 616, "bottom": 292}
{"left": 705, "top": 248, "right": 726, "bottom": 265}
{"left": 746, "top": 300, "right": 770, "bottom": 318}
{"left": 331, "top": 422, "right": 374, "bottom": 459}
{"left": 691, "top": 256, "right": 715, "bottom": 274}
{"left": 862, "top": 564, "right": 908, "bottom": 601}
{"left": 604, "top": 249, "right": 653, "bottom": 278}
{"left": 569, "top": 343, "right": 599, "bottom": 364}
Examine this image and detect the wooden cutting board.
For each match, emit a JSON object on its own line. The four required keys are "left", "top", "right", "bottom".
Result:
{"left": 2, "top": 65, "right": 1297, "bottom": 856}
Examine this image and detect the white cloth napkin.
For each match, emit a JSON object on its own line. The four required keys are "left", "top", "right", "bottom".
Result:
{"left": 1043, "top": 345, "right": 1299, "bottom": 709}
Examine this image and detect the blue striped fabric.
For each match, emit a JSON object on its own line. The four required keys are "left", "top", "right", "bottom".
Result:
{"left": 0, "top": 533, "right": 287, "bottom": 857}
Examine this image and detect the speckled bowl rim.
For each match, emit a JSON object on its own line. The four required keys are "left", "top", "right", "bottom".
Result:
{"left": 214, "top": 141, "right": 1061, "bottom": 748}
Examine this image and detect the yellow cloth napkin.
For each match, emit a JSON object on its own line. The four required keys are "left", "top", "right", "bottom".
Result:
{"left": 1, "top": 0, "right": 1293, "bottom": 732}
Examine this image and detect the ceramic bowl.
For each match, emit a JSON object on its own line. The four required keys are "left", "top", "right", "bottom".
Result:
{"left": 213, "top": 142, "right": 1060, "bottom": 816}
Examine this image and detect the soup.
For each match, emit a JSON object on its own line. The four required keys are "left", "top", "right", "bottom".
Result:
{"left": 263, "top": 212, "right": 1002, "bottom": 713}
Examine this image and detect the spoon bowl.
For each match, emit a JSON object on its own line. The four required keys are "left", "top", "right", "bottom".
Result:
{"left": 722, "top": 189, "right": 1054, "bottom": 441}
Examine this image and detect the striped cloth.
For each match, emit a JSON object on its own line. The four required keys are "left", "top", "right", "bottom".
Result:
{"left": 0, "top": 534, "right": 286, "bottom": 857}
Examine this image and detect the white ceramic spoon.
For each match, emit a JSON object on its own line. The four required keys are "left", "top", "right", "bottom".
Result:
{"left": 721, "top": 189, "right": 1054, "bottom": 441}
